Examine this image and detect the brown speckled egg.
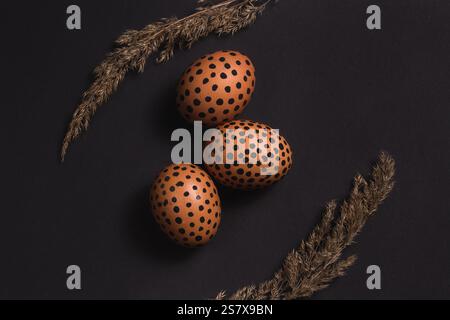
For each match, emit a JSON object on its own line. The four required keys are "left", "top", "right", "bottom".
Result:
{"left": 176, "top": 50, "right": 256, "bottom": 126}
{"left": 204, "top": 120, "right": 293, "bottom": 190}
{"left": 150, "top": 164, "right": 221, "bottom": 247}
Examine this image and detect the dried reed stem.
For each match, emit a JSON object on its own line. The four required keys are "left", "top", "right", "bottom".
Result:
{"left": 216, "top": 152, "right": 395, "bottom": 300}
{"left": 61, "top": 0, "right": 273, "bottom": 161}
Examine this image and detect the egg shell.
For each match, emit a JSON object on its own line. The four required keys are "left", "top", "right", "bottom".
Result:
{"left": 176, "top": 50, "right": 256, "bottom": 126}
{"left": 150, "top": 164, "right": 221, "bottom": 247}
{"left": 204, "top": 120, "right": 293, "bottom": 190}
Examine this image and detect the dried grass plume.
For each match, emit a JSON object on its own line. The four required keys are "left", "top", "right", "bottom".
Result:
{"left": 216, "top": 152, "right": 395, "bottom": 300}
{"left": 61, "top": 0, "right": 274, "bottom": 161}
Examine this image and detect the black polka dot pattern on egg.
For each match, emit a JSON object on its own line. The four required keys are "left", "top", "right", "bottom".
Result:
{"left": 150, "top": 164, "right": 222, "bottom": 247}
{"left": 204, "top": 120, "right": 293, "bottom": 190}
{"left": 176, "top": 50, "right": 256, "bottom": 126}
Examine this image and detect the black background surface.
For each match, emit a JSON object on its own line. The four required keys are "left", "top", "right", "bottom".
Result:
{"left": 1, "top": 0, "right": 449, "bottom": 299}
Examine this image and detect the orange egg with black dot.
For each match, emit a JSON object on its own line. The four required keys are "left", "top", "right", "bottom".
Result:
{"left": 176, "top": 50, "right": 256, "bottom": 126}
{"left": 204, "top": 120, "right": 293, "bottom": 190}
{"left": 150, "top": 164, "right": 221, "bottom": 247}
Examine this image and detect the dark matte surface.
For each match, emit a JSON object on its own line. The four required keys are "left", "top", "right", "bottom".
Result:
{"left": 0, "top": 0, "right": 449, "bottom": 299}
